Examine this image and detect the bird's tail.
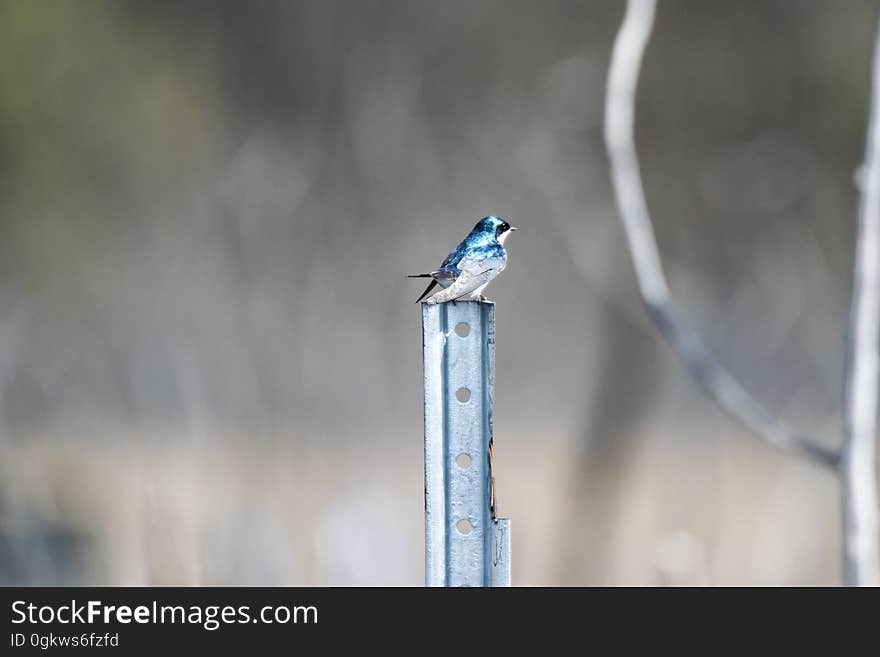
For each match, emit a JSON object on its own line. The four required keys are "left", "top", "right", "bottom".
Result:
{"left": 414, "top": 279, "right": 438, "bottom": 303}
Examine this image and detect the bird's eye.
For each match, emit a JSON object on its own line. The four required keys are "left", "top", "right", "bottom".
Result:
{"left": 501, "top": 222, "right": 510, "bottom": 232}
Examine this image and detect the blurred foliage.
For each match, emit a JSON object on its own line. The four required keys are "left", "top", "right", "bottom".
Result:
{"left": 0, "top": 0, "right": 222, "bottom": 303}
{"left": 0, "top": 0, "right": 877, "bottom": 585}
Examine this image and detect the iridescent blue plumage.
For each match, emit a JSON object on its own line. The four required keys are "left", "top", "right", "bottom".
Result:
{"left": 408, "top": 216, "right": 516, "bottom": 304}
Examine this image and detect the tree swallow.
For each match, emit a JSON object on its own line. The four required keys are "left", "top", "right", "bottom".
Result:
{"left": 409, "top": 216, "right": 517, "bottom": 304}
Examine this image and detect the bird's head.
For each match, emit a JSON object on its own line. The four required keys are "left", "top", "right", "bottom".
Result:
{"left": 472, "top": 215, "right": 517, "bottom": 244}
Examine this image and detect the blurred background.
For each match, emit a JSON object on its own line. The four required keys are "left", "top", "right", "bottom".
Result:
{"left": 0, "top": 0, "right": 876, "bottom": 585}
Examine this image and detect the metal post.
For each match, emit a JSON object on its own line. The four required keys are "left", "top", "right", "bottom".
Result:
{"left": 422, "top": 300, "right": 511, "bottom": 587}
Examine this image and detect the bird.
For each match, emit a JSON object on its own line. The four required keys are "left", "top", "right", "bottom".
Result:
{"left": 408, "top": 216, "right": 517, "bottom": 304}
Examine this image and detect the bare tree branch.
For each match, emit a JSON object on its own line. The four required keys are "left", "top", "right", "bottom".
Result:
{"left": 841, "top": 17, "right": 880, "bottom": 586}
{"left": 604, "top": 0, "right": 838, "bottom": 468}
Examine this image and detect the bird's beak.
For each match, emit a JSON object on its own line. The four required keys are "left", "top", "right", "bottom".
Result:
{"left": 509, "top": 227, "right": 518, "bottom": 232}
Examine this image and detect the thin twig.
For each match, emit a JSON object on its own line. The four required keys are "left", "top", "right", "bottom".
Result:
{"left": 841, "top": 17, "right": 880, "bottom": 586}
{"left": 604, "top": 0, "right": 838, "bottom": 468}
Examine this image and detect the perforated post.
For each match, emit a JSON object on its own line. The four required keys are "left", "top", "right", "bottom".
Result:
{"left": 422, "top": 300, "right": 511, "bottom": 587}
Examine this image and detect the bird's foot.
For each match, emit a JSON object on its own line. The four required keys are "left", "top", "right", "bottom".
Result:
{"left": 477, "top": 295, "right": 488, "bottom": 301}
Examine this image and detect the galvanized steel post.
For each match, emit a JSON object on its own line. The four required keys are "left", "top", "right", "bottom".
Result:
{"left": 422, "top": 300, "right": 511, "bottom": 586}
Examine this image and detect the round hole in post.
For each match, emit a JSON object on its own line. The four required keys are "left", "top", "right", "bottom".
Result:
{"left": 455, "top": 387, "right": 471, "bottom": 402}
{"left": 454, "top": 322, "right": 471, "bottom": 337}
{"left": 455, "top": 453, "right": 472, "bottom": 468}
{"left": 456, "top": 519, "right": 473, "bottom": 535}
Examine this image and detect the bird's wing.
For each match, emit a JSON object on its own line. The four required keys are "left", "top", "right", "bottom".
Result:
{"left": 431, "top": 268, "right": 458, "bottom": 284}
{"left": 410, "top": 267, "right": 459, "bottom": 303}
{"left": 425, "top": 258, "right": 502, "bottom": 303}
{"left": 407, "top": 267, "right": 458, "bottom": 283}
{"left": 440, "top": 240, "right": 468, "bottom": 268}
